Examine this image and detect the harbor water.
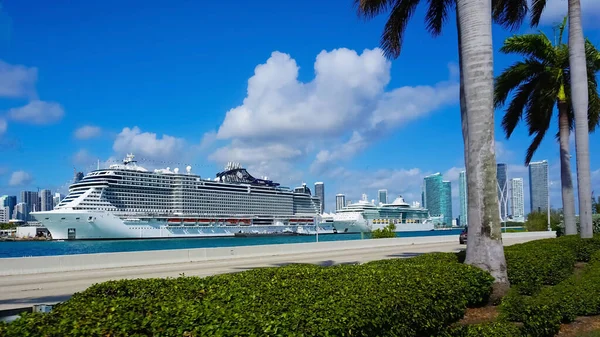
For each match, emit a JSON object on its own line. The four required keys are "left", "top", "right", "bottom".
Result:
{"left": 0, "top": 229, "right": 463, "bottom": 258}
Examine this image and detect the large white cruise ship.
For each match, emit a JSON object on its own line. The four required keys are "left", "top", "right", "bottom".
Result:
{"left": 332, "top": 194, "right": 434, "bottom": 233}
{"left": 31, "top": 154, "right": 322, "bottom": 240}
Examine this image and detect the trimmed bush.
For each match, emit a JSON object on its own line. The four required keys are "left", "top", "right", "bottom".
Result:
{"left": 501, "top": 248, "right": 600, "bottom": 337}
{"left": 591, "top": 249, "right": 600, "bottom": 265}
{"left": 501, "top": 281, "right": 577, "bottom": 337}
{"left": 504, "top": 239, "right": 576, "bottom": 295}
{"left": 555, "top": 235, "right": 600, "bottom": 262}
{"left": 443, "top": 322, "right": 523, "bottom": 337}
{"left": 2, "top": 256, "right": 494, "bottom": 337}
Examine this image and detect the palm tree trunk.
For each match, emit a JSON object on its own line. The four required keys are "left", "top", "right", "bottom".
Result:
{"left": 558, "top": 101, "right": 577, "bottom": 235}
{"left": 568, "top": 0, "right": 593, "bottom": 238}
{"left": 457, "top": 14, "right": 468, "bottom": 191}
{"left": 456, "top": 0, "right": 509, "bottom": 294}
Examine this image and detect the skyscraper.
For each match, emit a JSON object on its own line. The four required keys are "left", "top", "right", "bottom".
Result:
{"left": 0, "top": 195, "right": 17, "bottom": 221}
{"left": 529, "top": 160, "right": 549, "bottom": 213}
{"left": 378, "top": 189, "right": 388, "bottom": 204}
{"left": 458, "top": 171, "right": 468, "bottom": 226}
{"left": 442, "top": 181, "right": 453, "bottom": 227}
{"left": 497, "top": 163, "right": 509, "bottom": 220}
{"left": 336, "top": 194, "right": 346, "bottom": 211}
{"left": 423, "top": 173, "right": 452, "bottom": 226}
{"left": 314, "top": 182, "right": 325, "bottom": 214}
{"left": 39, "top": 189, "right": 54, "bottom": 211}
{"left": 53, "top": 193, "right": 65, "bottom": 208}
{"left": 20, "top": 191, "right": 39, "bottom": 221}
{"left": 510, "top": 178, "right": 525, "bottom": 222}
{"left": 0, "top": 207, "right": 10, "bottom": 222}
{"left": 14, "top": 202, "right": 28, "bottom": 221}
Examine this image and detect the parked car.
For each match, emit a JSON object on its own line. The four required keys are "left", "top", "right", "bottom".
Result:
{"left": 459, "top": 227, "right": 468, "bottom": 244}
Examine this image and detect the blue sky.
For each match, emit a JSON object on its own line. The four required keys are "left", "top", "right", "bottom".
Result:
{"left": 1, "top": 0, "right": 600, "bottom": 215}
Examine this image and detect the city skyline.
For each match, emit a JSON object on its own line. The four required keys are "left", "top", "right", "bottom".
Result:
{"left": 0, "top": 157, "right": 584, "bottom": 223}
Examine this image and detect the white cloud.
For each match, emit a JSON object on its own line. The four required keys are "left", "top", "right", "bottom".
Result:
{"left": 368, "top": 81, "right": 457, "bottom": 130}
{"left": 8, "top": 170, "right": 33, "bottom": 186}
{"left": 8, "top": 100, "right": 64, "bottom": 124}
{"left": 217, "top": 48, "right": 392, "bottom": 141}
{"left": 72, "top": 149, "right": 96, "bottom": 165}
{"left": 0, "top": 118, "right": 6, "bottom": 135}
{"left": 209, "top": 141, "right": 302, "bottom": 164}
{"left": 74, "top": 125, "right": 102, "bottom": 140}
{"left": 217, "top": 48, "right": 457, "bottom": 143}
{"left": 0, "top": 60, "right": 37, "bottom": 98}
{"left": 310, "top": 131, "right": 369, "bottom": 173}
{"left": 211, "top": 48, "right": 458, "bottom": 179}
{"left": 536, "top": 0, "right": 600, "bottom": 25}
{"left": 495, "top": 141, "right": 514, "bottom": 163}
{"left": 444, "top": 167, "right": 464, "bottom": 183}
{"left": 198, "top": 131, "right": 217, "bottom": 150}
{"left": 112, "top": 126, "right": 186, "bottom": 161}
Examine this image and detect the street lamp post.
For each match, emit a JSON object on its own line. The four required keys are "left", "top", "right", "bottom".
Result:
{"left": 547, "top": 181, "right": 553, "bottom": 231}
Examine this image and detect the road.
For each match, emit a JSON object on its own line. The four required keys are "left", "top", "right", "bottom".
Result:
{"left": 0, "top": 233, "right": 551, "bottom": 313}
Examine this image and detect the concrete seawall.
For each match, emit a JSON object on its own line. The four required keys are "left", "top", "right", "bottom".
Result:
{"left": 0, "top": 231, "right": 555, "bottom": 276}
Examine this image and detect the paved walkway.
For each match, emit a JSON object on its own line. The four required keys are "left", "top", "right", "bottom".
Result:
{"left": 0, "top": 233, "right": 552, "bottom": 312}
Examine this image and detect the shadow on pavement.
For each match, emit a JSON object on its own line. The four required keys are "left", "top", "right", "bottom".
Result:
{"left": 386, "top": 252, "right": 425, "bottom": 258}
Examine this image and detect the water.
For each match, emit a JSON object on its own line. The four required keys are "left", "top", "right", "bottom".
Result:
{"left": 0, "top": 229, "right": 463, "bottom": 258}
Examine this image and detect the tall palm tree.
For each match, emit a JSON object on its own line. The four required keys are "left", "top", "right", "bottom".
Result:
{"left": 354, "top": 0, "right": 509, "bottom": 289}
{"left": 569, "top": 0, "right": 593, "bottom": 238}
{"left": 494, "top": 18, "right": 600, "bottom": 236}
{"left": 492, "top": 0, "right": 594, "bottom": 238}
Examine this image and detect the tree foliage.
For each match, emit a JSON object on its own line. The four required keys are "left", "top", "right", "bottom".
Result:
{"left": 370, "top": 222, "right": 397, "bottom": 239}
{"left": 525, "top": 211, "right": 561, "bottom": 232}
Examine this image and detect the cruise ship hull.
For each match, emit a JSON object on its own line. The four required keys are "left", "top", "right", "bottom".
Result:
{"left": 333, "top": 219, "right": 434, "bottom": 233}
{"left": 32, "top": 210, "right": 318, "bottom": 240}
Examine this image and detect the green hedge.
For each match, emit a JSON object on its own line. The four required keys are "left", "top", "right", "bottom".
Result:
{"left": 2, "top": 257, "right": 494, "bottom": 337}
{"left": 555, "top": 235, "right": 600, "bottom": 262}
{"left": 443, "top": 322, "right": 522, "bottom": 337}
{"left": 504, "top": 239, "right": 576, "bottom": 295}
{"left": 500, "top": 250, "right": 600, "bottom": 337}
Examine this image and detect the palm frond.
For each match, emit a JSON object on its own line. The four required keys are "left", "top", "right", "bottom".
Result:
{"left": 494, "top": 59, "right": 545, "bottom": 108}
{"left": 529, "top": 0, "right": 548, "bottom": 27}
{"left": 588, "top": 76, "right": 600, "bottom": 133}
{"left": 525, "top": 72, "right": 556, "bottom": 134}
{"left": 585, "top": 39, "right": 600, "bottom": 72}
{"left": 499, "top": 33, "right": 554, "bottom": 62}
{"left": 492, "top": 0, "right": 528, "bottom": 31}
{"left": 522, "top": 71, "right": 555, "bottom": 165}
{"left": 354, "top": 0, "right": 394, "bottom": 19}
{"left": 380, "top": 0, "right": 421, "bottom": 58}
{"left": 525, "top": 127, "right": 550, "bottom": 165}
{"left": 501, "top": 75, "right": 541, "bottom": 139}
{"left": 425, "top": 0, "right": 453, "bottom": 37}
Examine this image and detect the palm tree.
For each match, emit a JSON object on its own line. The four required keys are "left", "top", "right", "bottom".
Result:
{"left": 354, "top": 0, "right": 509, "bottom": 289}
{"left": 569, "top": 0, "right": 593, "bottom": 238}
{"left": 494, "top": 19, "right": 600, "bottom": 236}
{"left": 492, "top": 0, "right": 595, "bottom": 238}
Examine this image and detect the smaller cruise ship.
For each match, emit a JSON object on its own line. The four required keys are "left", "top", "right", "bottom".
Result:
{"left": 332, "top": 194, "right": 434, "bottom": 233}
